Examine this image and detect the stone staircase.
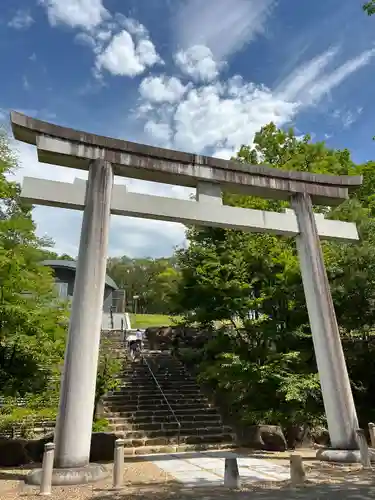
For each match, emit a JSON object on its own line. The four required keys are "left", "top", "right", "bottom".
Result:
{"left": 102, "top": 339, "right": 237, "bottom": 453}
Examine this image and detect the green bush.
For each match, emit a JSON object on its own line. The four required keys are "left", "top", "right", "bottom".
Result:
{"left": 0, "top": 406, "right": 57, "bottom": 439}
{"left": 177, "top": 347, "right": 203, "bottom": 366}
{"left": 92, "top": 418, "right": 109, "bottom": 432}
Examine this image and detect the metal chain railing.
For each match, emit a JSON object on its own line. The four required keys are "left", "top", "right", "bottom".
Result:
{"left": 141, "top": 354, "right": 181, "bottom": 445}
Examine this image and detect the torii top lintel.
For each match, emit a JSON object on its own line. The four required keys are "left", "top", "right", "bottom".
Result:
{"left": 11, "top": 111, "right": 362, "bottom": 206}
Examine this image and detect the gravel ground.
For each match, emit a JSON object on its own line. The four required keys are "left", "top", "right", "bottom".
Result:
{"left": 0, "top": 460, "right": 172, "bottom": 500}
{"left": 1, "top": 450, "right": 375, "bottom": 500}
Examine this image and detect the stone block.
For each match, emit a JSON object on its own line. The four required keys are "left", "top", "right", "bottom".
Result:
{"left": 90, "top": 433, "right": 117, "bottom": 462}
{"left": 145, "top": 437, "right": 169, "bottom": 446}
{"left": 0, "top": 437, "right": 31, "bottom": 466}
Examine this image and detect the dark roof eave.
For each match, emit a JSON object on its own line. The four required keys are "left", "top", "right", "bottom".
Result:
{"left": 41, "top": 260, "right": 118, "bottom": 290}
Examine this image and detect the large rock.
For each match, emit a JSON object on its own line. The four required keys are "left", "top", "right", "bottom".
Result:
{"left": 145, "top": 326, "right": 214, "bottom": 351}
{"left": 238, "top": 425, "right": 287, "bottom": 451}
{"left": 285, "top": 425, "right": 314, "bottom": 449}
{"left": 311, "top": 427, "right": 330, "bottom": 447}
{"left": 285, "top": 425, "right": 331, "bottom": 449}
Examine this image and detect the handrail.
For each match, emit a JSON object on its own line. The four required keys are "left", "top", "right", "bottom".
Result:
{"left": 141, "top": 353, "right": 181, "bottom": 445}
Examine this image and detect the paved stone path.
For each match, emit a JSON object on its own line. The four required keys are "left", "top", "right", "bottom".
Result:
{"left": 147, "top": 450, "right": 290, "bottom": 486}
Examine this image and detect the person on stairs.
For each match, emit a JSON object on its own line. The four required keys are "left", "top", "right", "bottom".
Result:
{"left": 128, "top": 329, "right": 143, "bottom": 360}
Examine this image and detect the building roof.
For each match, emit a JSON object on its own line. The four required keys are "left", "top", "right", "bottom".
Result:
{"left": 41, "top": 260, "right": 118, "bottom": 290}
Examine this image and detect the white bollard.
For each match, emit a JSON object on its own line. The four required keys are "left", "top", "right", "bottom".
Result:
{"left": 356, "top": 428, "right": 371, "bottom": 469}
{"left": 368, "top": 423, "right": 375, "bottom": 448}
{"left": 224, "top": 457, "right": 241, "bottom": 489}
{"left": 290, "top": 453, "right": 306, "bottom": 485}
{"left": 39, "top": 442, "right": 55, "bottom": 496}
{"left": 113, "top": 438, "right": 125, "bottom": 489}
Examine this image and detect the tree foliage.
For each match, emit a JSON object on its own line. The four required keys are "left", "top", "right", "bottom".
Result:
{"left": 107, "top": 255, "right": 180, "bottom": 314}
{"left": 0, "top": 129, "right": 68, "bottom": 399}
{"left": 173, "top": 123, "right": 375, "bottom": 429}
{"left": 363, "top": 1, "right": 375, "bottom": 15}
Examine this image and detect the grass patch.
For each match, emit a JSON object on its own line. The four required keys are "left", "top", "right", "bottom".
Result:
{"left": 129, "top": 314, "right": 181, "bottom": 328}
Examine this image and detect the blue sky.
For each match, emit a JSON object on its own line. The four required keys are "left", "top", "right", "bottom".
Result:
{"left": 1, "top": 0, "right": 375, "bottom": 258}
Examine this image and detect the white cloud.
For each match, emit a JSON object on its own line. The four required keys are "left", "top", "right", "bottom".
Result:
{"left": 307, "top": 48, "right": 375, "bottom": 102}
{"left": 136, "top": 39, "right": 162, "bottom": 67}
{"left": 74, "top": 32, "right": 96, "bottom": 48}
{"left": 95, "top": 29, "right": 162, "bottom": 77}
{"left": 39, "top": 0, "right": 109, "bottom": 30}
{"left": 8, "top": 9, "right": 34, "bottom": 29}
{"left": 23, "top": 76, "right": 30, "bottom": 90}
{"left": 174, "top": 45, "right": 220, "bottom": 82}
{"left": 139, "top": 78, "right": 297, "bottom": 153}
{"left": 277, "top": 46, "right": 375, "bottom": 106}
{"left": 117, "top": 16, "right": 148, "bottom": 38}
{"left": 137, "top": 46, "right": 375, "bottom": 155}
{"left": 332, "top": 107, "right": 363, "bottom": 129}
{"left": 139, "top": 76, "right": 187, "bottom": 103}
{"left": 276, "top": 47, "right": 339, "bottom": 102}
{"left": 173, "top": 0, "right": 275, "bottom": 61}
{"left": 144, "top": 121, "right": 172, "bottom": 145}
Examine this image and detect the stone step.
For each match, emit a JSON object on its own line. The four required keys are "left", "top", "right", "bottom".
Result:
{"left": 105, "top": 387, "right": 202, "bottom": 396}
{"left": 119, "top": 433, "right": 236, "bottom": 447}
{"left": 113, "top": 383, "right": 201, "bottom": 390}
{"left": 106, "top": 413, "right": 223, "bottom": 424}
{"left": 110, "top": 421, "right": 232, "bottom": 433}
{"left": 126, "top": 441, "right": 236, "bottom": 455}
{"left": 112, "top": 383, "right": 197, "bottom": 391}
{"left": 118, "top": 378, "right": 195, "bottom": 385}
{"left": 106, "top": 416, "right": 224, "bottom": 427}
{"left": 106, "top": 389, "right": 202, "bottom": 397}
{"left": 104, "top": 402, "right": 212, "bottom": 412}
{"left": 110, "top": 427, "right": 233, "bottom": 440}
{"left": 119, "top": 375, "right": 196, "bottom": 383}
{"left": 103, "top": 407, "right": 220, "bottom": 418}
{"left": 105, "top": 399, "right": 210, "bottom": 408}
{"left": 104, "top": 395, "right": 210, "bottom": 405}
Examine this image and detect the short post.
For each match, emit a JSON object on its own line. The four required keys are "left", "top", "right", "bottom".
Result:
{"left": 356, "top": 429, "right": 371, "bottom": 469}
{"left": 224, "top": 457, "right": 241, "bottom": 489}
{"left": 113, "top": 438, "right": 125, "bottom": 489}
{"left": 39, "top": 443, "right": 55, "bottom": 496}
{"left": 290, "top": 453, "right": 306, "bottom": 485}
{"left": 369, "top": 423, "right": 375, "bottom": 448}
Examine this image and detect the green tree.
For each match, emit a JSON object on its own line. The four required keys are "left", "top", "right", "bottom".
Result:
{"left": 174, "top": 123, "right": 375, "bottom": 430}
{"left": 107, "top": 256, "right": 179, "bottom": 314}
{"left": 363, "top": 1, "right": 375, "bottom": 15}
{"left": 94, "top": 341, "right": 122, "bottom": 421}
{"left": 0, "top": 129, "right": 68, "bottom": 398}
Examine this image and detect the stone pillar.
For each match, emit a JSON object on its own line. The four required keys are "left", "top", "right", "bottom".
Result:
{"left": 291, "top": 192, "right": 358, "bottom": 450}
{"left": 196, "top": 182, "right": 222, "bottom": 204}
{"left": 54, "top": 160, "right": 113, "bottom": 468}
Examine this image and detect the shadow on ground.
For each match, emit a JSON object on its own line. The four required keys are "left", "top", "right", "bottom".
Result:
{"left": 0, "top": 470, "right": 25, "bottom": 481}
{"left": 92, "top": 481, "right": 375, "bottom": 499}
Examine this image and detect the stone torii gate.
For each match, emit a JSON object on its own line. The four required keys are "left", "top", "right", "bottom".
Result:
{"left": 11, "top": 111, "right": 363, "bottom": 484}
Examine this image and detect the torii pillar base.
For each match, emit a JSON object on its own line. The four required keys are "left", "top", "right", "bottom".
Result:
{"left": 25, "top": 464, "right": 109, "bottom": 486}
